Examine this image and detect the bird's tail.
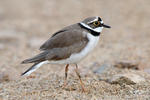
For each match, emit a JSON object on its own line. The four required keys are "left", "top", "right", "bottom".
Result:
{"left": 21, "top": 51, "right": 49, "bottom": 76}
{"left": 21, "top": 51, "right": 48, "bottom": 64}
{"left": 21, "top": 61, "right": 48, "bottom": 76}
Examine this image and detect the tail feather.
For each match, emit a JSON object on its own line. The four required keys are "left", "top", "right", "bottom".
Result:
{"left": 21, "top": 61, "right": 48, "bottom": 76}
{"left": 21, "top": 51, "right": 48, "bottom": 64}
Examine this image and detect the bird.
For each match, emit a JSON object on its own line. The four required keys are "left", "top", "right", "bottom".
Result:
{"left": 21, "top": 16, "right": 111, "bottom": 92}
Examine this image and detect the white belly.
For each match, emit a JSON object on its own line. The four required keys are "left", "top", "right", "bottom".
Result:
{"left": 49, "top": 32, "right": 100, "bottom": 64}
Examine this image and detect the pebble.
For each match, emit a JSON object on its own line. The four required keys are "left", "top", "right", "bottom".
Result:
{"left": 93, "top": 63, "right": 112, "bottom": 74}
{"left": 114, "top": 61, "right": 139, "bottom": 70}
{"left": 109, "top": 73, "right": 145, "bottom": 85}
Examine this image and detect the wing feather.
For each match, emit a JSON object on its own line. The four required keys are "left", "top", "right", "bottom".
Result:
{"left": 39, "top": 29, "right": 89, "bottom": 60}
{"left": 40, "top": 29, "right": 88, "bottom": 51}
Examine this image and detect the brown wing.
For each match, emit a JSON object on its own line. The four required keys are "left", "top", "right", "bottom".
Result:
{"left": 40, "top": 23, "right": 82, "bottom": 51}
{"left": 40, "top": 29, "right": 88, "bottom": 50}
{"left": 39, "top": 29, "right": 89, "bottom": 60}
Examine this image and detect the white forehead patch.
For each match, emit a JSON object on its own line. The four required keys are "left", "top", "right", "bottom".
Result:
{"left": 80, "top": 22, "right": 103, "bottom": 33}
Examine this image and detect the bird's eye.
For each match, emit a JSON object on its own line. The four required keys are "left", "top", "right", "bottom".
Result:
{"left": 93, "top": 21, "right": 100, "bottom": 26}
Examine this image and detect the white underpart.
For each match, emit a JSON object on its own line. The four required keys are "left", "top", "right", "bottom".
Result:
{"left": 80, "top": 22, "right": 103, "bottom": 33}
{"left": 49, "top": 31, "right": 100, "bottom": 64}
{"left": 23, "top": 61, "right": 49, "bottom": 76}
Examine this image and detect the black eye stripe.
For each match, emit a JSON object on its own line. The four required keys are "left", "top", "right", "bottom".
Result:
{"left": 78, "top": 23, "right": 101, "bottom": 36}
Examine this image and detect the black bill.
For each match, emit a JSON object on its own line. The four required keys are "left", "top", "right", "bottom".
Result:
{"left": 102, "top": 24, "right": 111, "bottom": 28}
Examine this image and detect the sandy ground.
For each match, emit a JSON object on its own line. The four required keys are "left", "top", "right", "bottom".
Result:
{"left": 0, "top": 0, "right": 150, "bottom": 99}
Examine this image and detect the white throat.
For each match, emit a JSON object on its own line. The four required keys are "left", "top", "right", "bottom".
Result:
{"left": 80, "top": 22, "right": 103, "bottom": 33}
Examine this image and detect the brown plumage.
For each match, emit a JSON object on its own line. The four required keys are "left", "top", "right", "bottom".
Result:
{"left": 22, "top": 25, "right": 89, "bottom": 63}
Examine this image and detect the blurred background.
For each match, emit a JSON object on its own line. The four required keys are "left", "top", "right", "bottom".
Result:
{"left": 0, "top": 0, "right": 150, "bottom": 81}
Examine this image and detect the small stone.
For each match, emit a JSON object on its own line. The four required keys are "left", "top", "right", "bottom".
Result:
{"left": 114, "top": 61, "right": 139, "bottom": 70}
{"left": 109, "top": 73, "right": 145, "bottom": 85}
{"left": 93, "top": 63, "right": 112, "bottom": 74}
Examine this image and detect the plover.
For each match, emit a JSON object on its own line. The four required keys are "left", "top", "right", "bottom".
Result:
{"left": 21, "top": 16, "right": 111, "bottom": 92}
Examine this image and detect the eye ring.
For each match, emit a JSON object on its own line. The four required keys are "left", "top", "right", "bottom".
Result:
{"left": 93, "top": 21, "right": 100, "bottom": 26}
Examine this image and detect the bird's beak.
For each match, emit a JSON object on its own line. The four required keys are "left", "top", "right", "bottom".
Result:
{"left": 102, "top": 24, "right": 111, "bottom": 28}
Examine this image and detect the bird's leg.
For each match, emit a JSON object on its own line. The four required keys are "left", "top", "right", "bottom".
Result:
{"left": 63, "top": 64, "right": 69, "bottom": 88}
{"left": 75, "top": 64, "right": 86, "bottom": 92}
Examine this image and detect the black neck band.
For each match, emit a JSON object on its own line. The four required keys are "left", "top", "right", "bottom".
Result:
{"left": 78, "top": 23, "right": 100, "bottom": 36}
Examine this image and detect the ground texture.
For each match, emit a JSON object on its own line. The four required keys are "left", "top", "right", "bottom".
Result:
{"left": 0, "top": 0, "right": 150, "bottom": 100}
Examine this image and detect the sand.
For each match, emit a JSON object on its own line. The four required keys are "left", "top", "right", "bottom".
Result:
{"left": 0, "top": 0, "right": 150, "bottom": 99}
